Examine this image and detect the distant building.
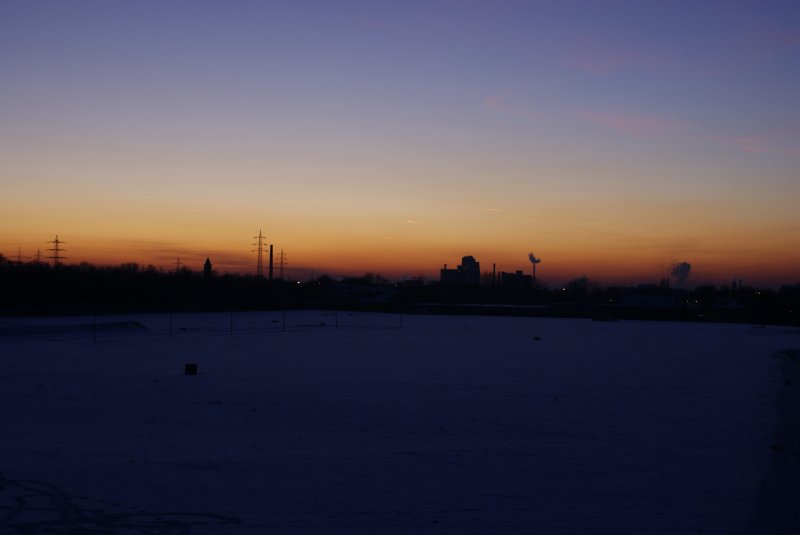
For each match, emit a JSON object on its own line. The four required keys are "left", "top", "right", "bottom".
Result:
{"left": 500, "top": 270, "right": 532, "bottom": 291}
{"left": 203, "top": 258, "right": 213, "bottom": 280}
{"left": 440, "top": 256, "right": 481, "bottom": 287}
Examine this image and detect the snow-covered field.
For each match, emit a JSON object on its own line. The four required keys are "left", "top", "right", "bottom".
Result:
{"left": 0, "top": 311, "right": 796, "bottom": 533}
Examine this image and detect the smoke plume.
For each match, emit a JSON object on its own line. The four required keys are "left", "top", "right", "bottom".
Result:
{"left": 670, "top": 261, "right": 692, "bottom": 286}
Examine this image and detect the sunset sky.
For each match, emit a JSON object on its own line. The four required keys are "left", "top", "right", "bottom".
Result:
{"left": 1, "top": 1, "right": 799, "bottom": 286}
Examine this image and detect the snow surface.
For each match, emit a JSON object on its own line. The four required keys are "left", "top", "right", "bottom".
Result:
{"left": 0, "top": 311, "right": 796, "bottom": 533}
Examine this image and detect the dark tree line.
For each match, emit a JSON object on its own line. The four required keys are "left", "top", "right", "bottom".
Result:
{"left": 1, "top": 256, "right": 798, "bottom": 326}
{"left": 0, "top": 260, "right": 301, "bottom": 315}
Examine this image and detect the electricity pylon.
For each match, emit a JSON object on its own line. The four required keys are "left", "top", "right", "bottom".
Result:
{"left": 278, "top": 248, "right": 287, "bottom": 280}
{"left": 47, "top": 235, "right": 66, "bottom": 266}
{"left": 252, "top": 230, "right": 267, "bottom": 277}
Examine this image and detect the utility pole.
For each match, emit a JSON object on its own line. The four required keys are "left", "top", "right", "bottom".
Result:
{"left": 47, "top": 235, "right": 66, "bottom": 266}
{"left": 252, "top": 230, "right": 266, "bottom": 277}
{"left": 277, "top": 248, "right": 287, "bottom": 280}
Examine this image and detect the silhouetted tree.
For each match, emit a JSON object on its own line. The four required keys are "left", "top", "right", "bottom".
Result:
{"left": 565, "top": 276, "right": 600, "bottom": 294}
{"left": 342, "top": 273, "right": 389, "bottom": 286}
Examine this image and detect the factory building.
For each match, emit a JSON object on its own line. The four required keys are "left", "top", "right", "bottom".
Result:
{"left": 440, "top": 255, "right": 481, "bottom": 287}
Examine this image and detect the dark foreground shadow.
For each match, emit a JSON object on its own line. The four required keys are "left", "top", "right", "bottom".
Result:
{"left": 0, "top": 471, "right": 241, "bottom": 534}
{"left": 749, "top": 350, "right": 800, "bottom": 533}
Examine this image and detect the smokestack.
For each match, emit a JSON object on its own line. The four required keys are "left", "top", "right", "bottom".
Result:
{"left": 670, "top": 261, "right": 692, "bottom": 287}
{"left": 528, "top": 252, "right": 541, "bottom": 281}
{"left": 269, "top": 244, "right": 274, "bottom": 281}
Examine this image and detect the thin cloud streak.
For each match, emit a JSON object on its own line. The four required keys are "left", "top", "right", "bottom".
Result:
{"left": 707, "top": 132, "right": 800, "bottom": 157}
{"left": 575, "top": 107, "right": 799, "bottom": 157}
{"left": 575, "top": 109, "right": 676, "bottom": 137}
{"left": 108, "top": 240, "right": 255, "bottom": 273}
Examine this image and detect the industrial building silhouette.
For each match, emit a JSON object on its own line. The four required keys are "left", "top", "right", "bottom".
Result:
{"left": 440, "top": 256, "right": 481, "bottom": 287}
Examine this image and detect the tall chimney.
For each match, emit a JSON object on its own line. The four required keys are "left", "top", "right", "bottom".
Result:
{"left": 269, "top": 244, "right": 274, "bottom": 281}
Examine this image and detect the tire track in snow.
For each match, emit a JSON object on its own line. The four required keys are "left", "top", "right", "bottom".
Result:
{"left": 0, "top": 471, "right": 241, "bottom": 534}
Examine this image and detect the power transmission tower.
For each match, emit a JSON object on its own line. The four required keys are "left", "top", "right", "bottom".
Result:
{"left": 175, "top": 257, "right": 182, "bottom": 272}
{"left": 47, "top": 235, "right": 66, "bottom": 266}
{"left": 35, "top": 248, "right": 42, "bottom": 263}
{"left": 252, "top": 230, "right": 267, "bottom": 277}
{"left": 277, "top": 248, "right": 287, "bottom": 280}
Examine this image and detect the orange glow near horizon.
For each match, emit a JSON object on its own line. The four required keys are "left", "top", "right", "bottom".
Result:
{"left": 3, "top": 216, "right": 798, "bottom": 288}
{"left": 2, "top": 180, "right": 799, "bottom": 287}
